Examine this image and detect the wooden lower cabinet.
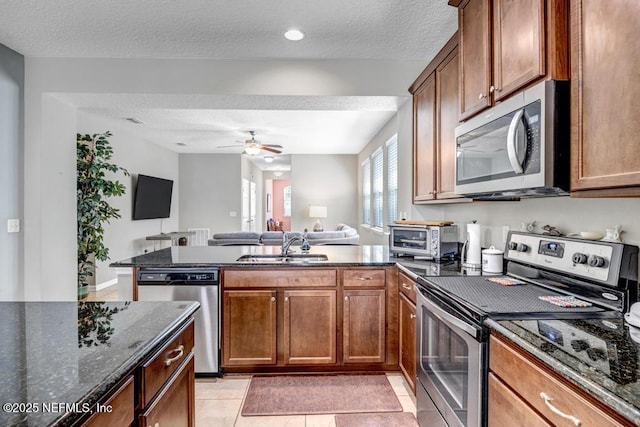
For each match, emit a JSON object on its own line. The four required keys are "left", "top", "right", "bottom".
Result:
{"left": 490, "top": 333, "right": 631, "bottom": 426}
{"left": 398, "top": 293, "right": 416, "bottom": 394}
{"left": 343, "top": 289, "right": 386, "bottom": 364}
{"left": 84, "top": 376, "right": 135, "bottom": 427}
{"left": 139, "top": 354, "right": 195, "bottom": 427}
{"left": 284, "top": 289, "right": 337, "bottom": 364}
{"left": 223, "top": 290, "right": 277, "bottom": 366}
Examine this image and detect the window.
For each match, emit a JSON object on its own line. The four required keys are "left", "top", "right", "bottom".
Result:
{"left": 362, "top": 159, "right": 371, "bottom": 225}
{"left": 386, "top": 136, "right": 398, "bottom": 224}
{"left": 372, "top": 148, "right": 383, "bottom": 228}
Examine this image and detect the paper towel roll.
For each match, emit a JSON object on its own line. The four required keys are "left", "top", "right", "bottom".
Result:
{"left": 465, "top": 223, "right": 482, "bottom": 267}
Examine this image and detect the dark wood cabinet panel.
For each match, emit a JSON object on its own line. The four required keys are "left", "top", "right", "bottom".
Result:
{"left": 284, "top": 290, "right": 337, "bottom": 365}
{"left": 223, "top": 290, "right": 277, "bottom": 366}
{"left": 398, "top": 293, "right": 416, "bottom": 395}
{"left": 459, "top": 0, "right": 492, "bottom": 120}
{"left": 436, "top": 45, "right": 461, "bottom": 200}
{"left": 492, "top": 0, "right": 545, "bottom": 101}
{"left": 84, "top": 376, "right": 134, "bottom": 427}
{"left": 139, "top": 355, "right": 195, "bottom": 427}
{"left": 570, "top": 0, "right": 640, "bottom": 194}
{"left": 413, "top": 73, "right": 437, "bottom": 202}
{"left": 343, "top": 289, "right": 386, "bottom": 364}
{"left": 488, "top": 373, "right": 551, "bottom": 427}
{"left": 457, "top": 0, "right": 567, "bottom": 120}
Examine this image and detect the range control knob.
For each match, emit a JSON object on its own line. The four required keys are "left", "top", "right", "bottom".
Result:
{"left": 570, "top": 340, "right": 589, "bottom": 352}
{"left": 508, "top": 241, "right": 518, "bottom": 251}
{"left": 587, "top": 255, "right": 606, "bottom": 268}
{"left": 516, "top": 243, "right": 529, "bottom": 253}
{"left": 572, "top": 253, "right": 588, "bottom": 264}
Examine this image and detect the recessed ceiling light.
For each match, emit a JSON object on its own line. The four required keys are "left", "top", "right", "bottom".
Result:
{"left": 264, "top": 155, "right": 274, "bottom": 163}
{"left": 284, "top": 29, "right": 304, "bottom": 41}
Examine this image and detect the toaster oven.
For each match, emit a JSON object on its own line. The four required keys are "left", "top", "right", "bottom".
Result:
{"left": 388, "top": 224, "right": 458, "bottom": 259}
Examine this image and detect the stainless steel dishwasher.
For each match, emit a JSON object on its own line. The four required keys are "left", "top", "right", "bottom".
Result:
{"left": 137, "top": 268, "right": 220, "bottom": 376}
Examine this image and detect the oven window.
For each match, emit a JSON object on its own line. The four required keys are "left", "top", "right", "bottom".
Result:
{"left": 420, "top": 307, "right": 471, "bottom": 422}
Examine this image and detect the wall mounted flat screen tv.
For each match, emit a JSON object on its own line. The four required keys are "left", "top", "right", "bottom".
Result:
{"left": 133, "top": 174, "right": 173, "bottom": 220}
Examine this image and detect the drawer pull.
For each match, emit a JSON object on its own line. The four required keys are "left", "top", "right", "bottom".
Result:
{"left": 357, "top": 277, "right": 373, "bottom": 281}
{"left": 540, "top": 392, "right": 581, "bottom": 426}
{"left": 164, "top": 345, "right": 185, "bottom": 367}
{"left": 410, "top": 314, "right": 416, "bottom": 319}
{"left": 402, "top": 283, "right": 412, "bottom": 290}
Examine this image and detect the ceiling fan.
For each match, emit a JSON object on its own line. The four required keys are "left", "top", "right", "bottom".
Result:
{"left": 216, "top": 131, "right": 283, "bottom": 155}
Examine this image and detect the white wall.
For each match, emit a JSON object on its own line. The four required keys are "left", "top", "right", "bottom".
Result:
{"left": 241, "top": 155, "right": 264, "bottom": 232}
{"left": 290, "top": 154, "right": 358, "bottom": 232}
{"left": 179, "top": 154, "right": 242, "bottom": 234}
{"left": 0, "top": 44, "right": 23, "bottom": 301}
{"left": 23, "top": 57, "right": 427, "bottom": 300}
{"left": 78, "top": 111, "right": 180, "bottom": 286}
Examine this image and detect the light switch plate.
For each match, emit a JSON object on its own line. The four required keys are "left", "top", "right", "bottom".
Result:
{"left": 7, "top": 219, "right": 20, "bottom": 233}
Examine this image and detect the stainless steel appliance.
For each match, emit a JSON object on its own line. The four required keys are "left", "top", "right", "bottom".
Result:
{"left": 415, "top": 231, "right": 638, "bottom": 426}
{"left": 137, "top": 268, "right": 220, "bottom": 375}
{"left": 454, "top": 80, "right": 569, "bottom": 199}
{"left": 389, "top": 224, "right": 458, "bottom": 259}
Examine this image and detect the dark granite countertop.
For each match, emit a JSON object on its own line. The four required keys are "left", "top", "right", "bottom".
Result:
{"left": 110, "top": 245, "right": 399, "bottom": 268}
{"left": 0, "top": 301, "right": 199, "bottom": 427}
{"left": 486, "top": 317, "right": 640, "bottom": 424}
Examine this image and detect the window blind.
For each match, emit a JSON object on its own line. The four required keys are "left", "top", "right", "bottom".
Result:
{"left": 362, "top": 159, "right": 371, "bottom": 225}
{"left": 372, "top": 148, "right": 383, "bottom": 228}
{"left": 387, "top": 136, "right": 398, "bottom": 225}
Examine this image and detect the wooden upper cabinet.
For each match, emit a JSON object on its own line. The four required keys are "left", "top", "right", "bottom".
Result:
{"left": 436, "top": 46, "right": 461, "bottom": 199}
{"left": 458, "top": 0, "right": 568, "bottom": 120}
{"left": 459, "top": 0, "right": 492, "bottom": 120}
{"left": 413, "top": 74, "right": 437, "bottom": 202}
{"left": 283, "top": 290, "right": 336, "bottom": 365}
{"left": 570, "top": 0, "right": 640, "bottom": 195}
{"left": 411, "top": 33, "right": 466, "bottom": 204}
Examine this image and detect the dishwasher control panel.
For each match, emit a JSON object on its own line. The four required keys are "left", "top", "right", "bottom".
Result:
{"left": 137, "top": 268, "right": 219, "bottom": 284}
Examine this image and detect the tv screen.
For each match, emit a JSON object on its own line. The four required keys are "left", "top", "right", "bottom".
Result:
{"left": 133, "top": 174, "right": 173, "bottom": 220}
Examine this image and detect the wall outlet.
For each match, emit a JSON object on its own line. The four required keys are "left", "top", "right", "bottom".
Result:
{"left": 7, "top": 219, "right": 20, "bottom": 233}
{"left": 229, "top": 211, "right": 237, "bottom": 217}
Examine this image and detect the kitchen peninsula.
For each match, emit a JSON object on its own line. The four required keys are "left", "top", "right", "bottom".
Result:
{"left": 0, "top": 301, "right": 199, "bottom": 426}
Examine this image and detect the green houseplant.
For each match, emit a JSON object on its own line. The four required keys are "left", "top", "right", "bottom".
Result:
{"left": 77, "top": 131, "right": 129, "bottom": 299}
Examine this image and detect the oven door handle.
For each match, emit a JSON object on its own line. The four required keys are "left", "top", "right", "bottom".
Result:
{"left": 507, "top": 108, "right": 525, "bottom": 175}
{"left": 417, "top": 290, "right": 480, "bottom": 338}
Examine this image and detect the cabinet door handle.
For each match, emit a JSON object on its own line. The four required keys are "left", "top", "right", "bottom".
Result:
{"left": 489, "top": 85, "right": 495, "bottom": 93}
{"left": 164, "top": 345, "right": 185, "bottom": 367}
{"left": 478, "top": 93, "right": 487, "bottom": 100}
{"left": 402, "top": 283, "right": 412, "bottom": 290}
{"left": 410, "top": 314, "right": 416, "bottom": 319}
{"left": 539, "top": 392, "right": 581, "bottom": 426}
{"left": 271, "top": 296, "right": 276, "bottom": 302}
{"left": 345, "top": 296, "right": 348, "bottom": 301}
{"left": 285, "top": 296, "right": 289, "bottom": 302}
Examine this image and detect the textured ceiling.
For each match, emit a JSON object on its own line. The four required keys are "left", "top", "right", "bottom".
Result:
{"left": 2, "top": 1, "right": 458, "bottom": 166}
{"left": 0, "top": 1, "right": 456, "bottom": 59}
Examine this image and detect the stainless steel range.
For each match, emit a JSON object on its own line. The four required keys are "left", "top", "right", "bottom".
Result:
{"left": 415, "top": 231, "right": 639, "bottom": 427}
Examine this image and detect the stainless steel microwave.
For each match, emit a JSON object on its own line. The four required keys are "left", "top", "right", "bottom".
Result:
{"left": 454, "top": 80, "right": 570, "bottom": 199}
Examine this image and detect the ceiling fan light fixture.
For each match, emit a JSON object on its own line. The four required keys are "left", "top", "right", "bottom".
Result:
{"left": 245, "top": 146, "right": 261, "bottom": 155}
{"left": 284, "top": 29, "right": 304, "bottom": 41}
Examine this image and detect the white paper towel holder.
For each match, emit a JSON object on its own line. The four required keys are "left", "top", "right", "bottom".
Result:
{"left": 462, "top": 220, "right": 482, "bottom": 270}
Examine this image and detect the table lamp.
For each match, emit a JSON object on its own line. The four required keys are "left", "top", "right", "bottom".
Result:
{"left": 308, "top": 205, "right": 327, "bottom": 232}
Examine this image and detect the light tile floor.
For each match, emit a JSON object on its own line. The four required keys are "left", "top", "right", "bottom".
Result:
{"left": 195, "top": 372, "right": 417, "bottom": 427}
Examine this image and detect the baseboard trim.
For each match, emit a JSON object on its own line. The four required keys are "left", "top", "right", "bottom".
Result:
{"left": 91, "top": 278, "right": 118, "bottom": 292}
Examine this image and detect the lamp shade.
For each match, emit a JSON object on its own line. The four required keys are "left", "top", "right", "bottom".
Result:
{"left": 308, "top": 205, "right": 327, "bottom": 218}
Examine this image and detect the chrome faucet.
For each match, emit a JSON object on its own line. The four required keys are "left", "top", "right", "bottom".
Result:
{"left": 281, "top": 232, "right": 306, "bottom": 256}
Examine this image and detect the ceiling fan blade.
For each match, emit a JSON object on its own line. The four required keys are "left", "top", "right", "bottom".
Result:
{"left": 261, "top": 144, "right": 284, "bottom": 148}
{"left": 261, "top": 146, "right": 282, "bottom": 154}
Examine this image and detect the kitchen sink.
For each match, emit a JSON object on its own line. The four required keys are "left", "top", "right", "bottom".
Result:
{"left": 236, "top": 253, "right": 329, "bottom": 263}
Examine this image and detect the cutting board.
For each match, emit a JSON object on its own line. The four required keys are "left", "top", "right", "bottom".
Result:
{"left": 393, "top": 220, "right": 454, "bottom": 226}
